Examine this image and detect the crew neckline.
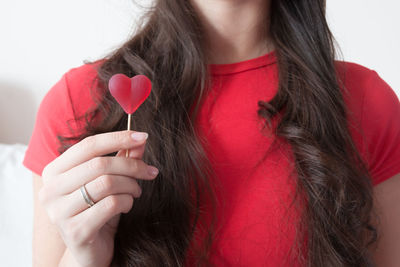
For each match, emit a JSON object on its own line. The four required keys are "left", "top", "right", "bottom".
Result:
{"left": 208, "top": 50, "right": 277, "bottom": 75}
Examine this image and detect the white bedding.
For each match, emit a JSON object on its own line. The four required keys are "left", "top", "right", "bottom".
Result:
{"left": 0, "top": 143, "right": 32, "bottom": 267}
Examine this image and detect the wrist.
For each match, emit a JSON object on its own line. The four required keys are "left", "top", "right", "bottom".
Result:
{"left": 58, "top": 248, "right": 81, "bottom": 267}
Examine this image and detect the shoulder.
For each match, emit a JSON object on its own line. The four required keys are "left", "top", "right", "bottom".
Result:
{"left": 64, "top": 59, "right": 104, "bottom": 104}
{"left": 334, "top": 60, "right": 376, "bottom": 81}
{"left": 64, "top": 60, "right": 104, "bottom": 90}
{"left": 46, "top": 60, "right": 104, "bottom": 105}
{"left": 334, "top": 59, "right": 399, "bottom": 115}
{"left": 36, "top": 60, "right": 106, "bottom": 136}
{"left": 335, "top": 61, "right": 400, "bottom": 186}
{"left": 334, "top": 60, "right": 379, "bottom": 100}
{"left": 61, "top": 60, "right": 106, "bottom": 124}
{"left": 333, "top": 60, "right": 399, "bottom": 122}
{"left": 23, "top": 60, "right": 106, "bottom": 175}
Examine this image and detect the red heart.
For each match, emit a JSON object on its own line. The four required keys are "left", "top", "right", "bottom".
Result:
{"left": 108, "top": 74, "right": 152, "bottom": 114}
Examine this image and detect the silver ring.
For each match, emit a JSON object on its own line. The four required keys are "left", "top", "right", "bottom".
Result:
{"left": 80, "top": 184, "right": 95, "bottom": 208}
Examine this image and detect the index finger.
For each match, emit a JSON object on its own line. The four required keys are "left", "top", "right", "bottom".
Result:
{"left": 43, "top": 130, "right": 148, "bottom": 176}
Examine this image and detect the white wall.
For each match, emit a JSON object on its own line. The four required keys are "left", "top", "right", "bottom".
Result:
{"left": 0, "top": 0, "right": 399, "bottom": 144}
{"left": 0, "top": 0, "right": 147, "bottom": 144}
{"left": 327, "top": 0, "right": 400, "bottom": 94}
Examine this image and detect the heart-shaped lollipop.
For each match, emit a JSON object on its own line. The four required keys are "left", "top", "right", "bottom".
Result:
{"left": 108, "top": 73, "right": 152, "bottom": 157}
{"left": 109, "top": 74, "right": 152, "bottom": 114}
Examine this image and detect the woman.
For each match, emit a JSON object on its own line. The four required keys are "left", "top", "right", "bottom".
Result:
{"left": 23, "top": 0, "right": 400, "bottom": 266}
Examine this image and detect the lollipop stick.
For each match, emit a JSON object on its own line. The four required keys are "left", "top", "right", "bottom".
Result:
{"left": 126, "top": 113, "right": 132, "bottom": 157}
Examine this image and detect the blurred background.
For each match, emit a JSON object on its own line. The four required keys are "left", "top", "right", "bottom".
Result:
{"left": 0, "top": 0, "right": 399, "bottom": 144}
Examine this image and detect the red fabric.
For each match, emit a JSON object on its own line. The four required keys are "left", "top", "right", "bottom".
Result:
{"left": 23, "top": 51, "right": 400, "bottom": 266}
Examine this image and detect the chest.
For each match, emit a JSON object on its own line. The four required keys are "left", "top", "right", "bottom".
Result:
{"left": 193, "top": 70, "right": 303, "bottom": 266}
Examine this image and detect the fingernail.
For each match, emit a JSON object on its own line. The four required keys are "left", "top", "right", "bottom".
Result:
{"left": 147, "top": 166, "right": 159, "bottom": 177}
{"left": 131, "top": 132, "right": 148, "bottom": 141}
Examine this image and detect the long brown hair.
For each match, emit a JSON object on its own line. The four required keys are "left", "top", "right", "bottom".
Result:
{"left": 58, "top": 0, "right": 378, "bottom": 266}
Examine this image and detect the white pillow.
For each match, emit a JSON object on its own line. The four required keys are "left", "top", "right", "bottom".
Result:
{"left": 0, "top": 143, "right": 32, "bottom": 267}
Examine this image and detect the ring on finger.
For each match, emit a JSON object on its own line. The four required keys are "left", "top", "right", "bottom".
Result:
{"left": 80, "top": 184, "right": 95, "bottom": 208}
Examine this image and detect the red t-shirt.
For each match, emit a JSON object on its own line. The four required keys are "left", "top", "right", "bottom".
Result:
{"left": 23, "top": 51, "right": 400, "bottom": 266}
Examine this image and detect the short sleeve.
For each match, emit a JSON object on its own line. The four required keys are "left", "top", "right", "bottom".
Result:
{"left": 22, "top": 72, "right": 78, "bottom": 176}
{"left": 361, "top": 70, "right": 400, "bottom": 185}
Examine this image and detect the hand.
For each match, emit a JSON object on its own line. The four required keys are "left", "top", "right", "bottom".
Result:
{"left": 39, "top": 130, "right": 159, "bottom": 267}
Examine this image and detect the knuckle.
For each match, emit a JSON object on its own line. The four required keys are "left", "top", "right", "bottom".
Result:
{"left": 41, "top": 165, "right": 54, "bottom": 183}
{"left": 96, "top": 175, "right": 114, "bottom": 195}
{"left": 47, "top": 205, "right": 59, "bottom": 224}
{"left": 123, "top": 195, "right": 134, "bottom": 213}
{"left": 82, "top": 135, "right": 96, "bottom": 152}
{"left": 110, "top": 131, "right": 127, "bottom": 145}
{"left": 88, "top": 157, "right": 109, "bottom": 172}
{"left": 38, "top": 183, "right": 55, "bottom": 204}
{"left": 41, "top": 166, "right": 49, "bottom": 179}
{"left": 131, "top": 181, "right": 142, "bottom": 198}
{"left": 103, "top": 195, "right": 119, "bottom": 213}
